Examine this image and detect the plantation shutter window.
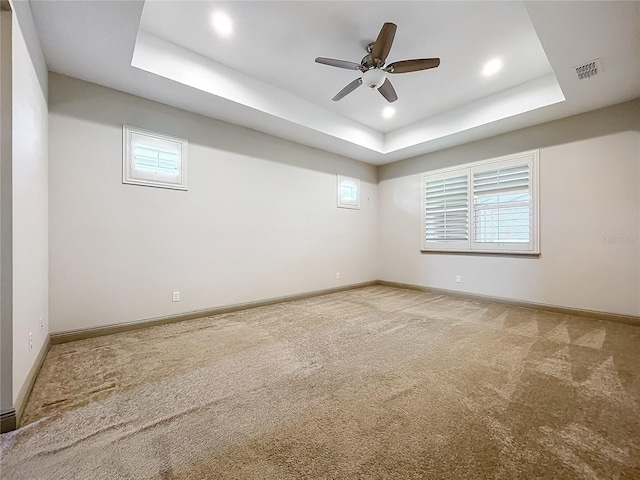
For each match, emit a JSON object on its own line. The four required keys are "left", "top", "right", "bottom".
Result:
{"left": 133, "top": 143, "right": 180, "bottom": 176}
{"left": 422, "top": 168, "right": 470, "bottom": 250}
{"left": 421, "top": 151, "right": 539, "bottom": 254}
{"left": 123, "top": 126, "right": 188, "bottom": 190}
{"left": 337, "top": 175, "right": 360, "bottom": 209}
{"left": 471, "top": 157, "right": 534, "bottom": 252}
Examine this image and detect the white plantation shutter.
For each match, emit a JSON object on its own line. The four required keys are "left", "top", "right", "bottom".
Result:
{"left": 123, "top": 126, "right": 188, "bottom": 190}
{"left": 133, "top": 143, "right": 180, "bottom": 176}
{"left": 422, "top": 169, "right": 470, "bottom": 250}
{"left": 421, "top": 151, "right": 539, "bottom": 254}
{"left": 471, "top": 155, "right": 536, "bottom": 251}
{"left": 337, "top": 175, "right": 360, "bottom": 209}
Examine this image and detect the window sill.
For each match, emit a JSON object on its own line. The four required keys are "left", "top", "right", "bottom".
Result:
{"left": 123, "top": 178, "right": 188, "bottom": 191}
{"left": 420, "top": 249, "right": 540, "bottom": 258}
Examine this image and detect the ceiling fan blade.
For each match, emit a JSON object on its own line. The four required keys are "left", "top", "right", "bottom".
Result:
{"left": 378, "top": 78, "right": 398, "bottom": 103}
{"left": 332, "top": 77, "right": 363, "bottom": 101}
{"left": 371, "top": 22, "right": 397, "bottom": 66}
{"left": 315, "top": 57, "right": 362, "bottom": 70}
{"left": 385, "top": 58, "right": 441, "bottom": 74}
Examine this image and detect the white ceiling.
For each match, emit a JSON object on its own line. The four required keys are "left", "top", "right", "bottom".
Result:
{"left": 139, "top": 1, "right": 554, "bottom": 133}
{"left": 30, "top": 1, "right": 640, "bottom": 165}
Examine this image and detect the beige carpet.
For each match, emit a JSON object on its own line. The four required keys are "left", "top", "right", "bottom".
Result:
{"left": 2, "top": 286, "right": 639, "bottom": 479}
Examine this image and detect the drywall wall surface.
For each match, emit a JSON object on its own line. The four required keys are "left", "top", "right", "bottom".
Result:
{"left": 378, "top": 100, "right": 640, "bottom": 316}
{"left": 48, "top": 73, "right": 378, "bottom": 333}
{"left": 0, "top": 8, "right": 13, "bottom": 416}
{"left": 11, "top": 2, "right": 49, "bottom": 403}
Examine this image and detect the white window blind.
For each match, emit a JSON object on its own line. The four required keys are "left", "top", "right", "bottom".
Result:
{"left": 472, "top": 163, "right": 532, "bottom": 250}
{"left": 424, "top": 174, "right": 469, "bottom": 243}
{"left": 421, "top": 151, "right": 539, "bottom": 254}
{"left": 133, "top": 144, "right": 180, "bottom": 176}
{"left": 337, "top": 175, "right": 360, "bottom": 209}
{"left": 123, "top": 125, "right": 188, "bottom": 190}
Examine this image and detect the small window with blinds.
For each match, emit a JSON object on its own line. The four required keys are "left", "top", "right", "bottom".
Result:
{"left": 123, "top": 125, "right": 188, "bottom": 190}
{"left": 337, "top": 175, "right": 360, "bottom": 209}
{"left": 421, "top": 150, "right": 539, "bottom": 254}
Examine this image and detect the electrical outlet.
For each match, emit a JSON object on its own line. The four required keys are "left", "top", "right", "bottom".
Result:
{"left": 39, "top": 317, "right": 44, "bottom": 332}
{"left": 172, "top": 291, "right": 180, "bottom": 302}
{"left": 455, "top": 275, "right": 461, "bottom": 283}
{"left": 336, "top": 272, "right": 341, "bottom": 279}
{"left": 28, "top": 332, "right": 33, "bottom": 351}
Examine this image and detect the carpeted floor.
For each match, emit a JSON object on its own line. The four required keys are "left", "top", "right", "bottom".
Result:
{"left": 2, "top": 285, "right": 639, "bottom": 479}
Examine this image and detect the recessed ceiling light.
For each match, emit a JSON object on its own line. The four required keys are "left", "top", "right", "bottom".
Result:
{"left": 382, "top": 106, "right": 395, "bottom": 119}
{"left": 482, "top": 58, "right": 503, "bottom": 77}
{"left": 211, "top": 11, "right": 233, "bottom": 37}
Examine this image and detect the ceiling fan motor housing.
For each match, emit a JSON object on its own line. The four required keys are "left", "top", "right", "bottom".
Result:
{"left": 362, "top": 68, "right": 387, "bottom": 89}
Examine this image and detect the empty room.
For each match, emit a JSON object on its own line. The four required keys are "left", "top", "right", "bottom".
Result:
{"left": 1, "top": 0, "right": 639, "bottom": 478}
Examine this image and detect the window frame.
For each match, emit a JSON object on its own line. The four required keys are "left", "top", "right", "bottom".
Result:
{"left": 337, "top": 175, "right": 360, "bottom": 210}
{"left": 421, "top": 150, "right": 540, "bottom": 255}
{"left": 122, "top": 125, "right": 188, "bottom": 191}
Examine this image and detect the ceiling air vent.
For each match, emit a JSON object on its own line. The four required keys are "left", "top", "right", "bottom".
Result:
{"left": 574, "top": 58, "right": 602, "bottom": 80}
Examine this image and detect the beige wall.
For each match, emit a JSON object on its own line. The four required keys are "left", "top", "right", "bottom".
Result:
{"left": 0, "top": 8, "right": 12, "bottom": 416}
{"left": 48, "top": 74, "right": 378, "bottom": 333}
{"left": 48, "top": 72, "right": 640, "bottom": 335}
{"left": 11, "top": 1, "right": 49, "bottom": 404}
{"left": 378, "top": 100, "right": 640, "bottom": 316}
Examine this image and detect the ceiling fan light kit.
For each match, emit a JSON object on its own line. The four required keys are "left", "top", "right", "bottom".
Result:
{"left": 362, "top": 68, "right": 387, "bottom": 90}
{"left": 315, "top": 22, "right": 440, "bottom": 103}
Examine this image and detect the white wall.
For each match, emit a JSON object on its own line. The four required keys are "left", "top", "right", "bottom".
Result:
{"left": 378, "top": 100, "right": 640, "bottom": 317}
{"left": 11, "top": 1, "right": 49, "bottom": 403}
{"left": 47, "top": 72, "right": 640, "bottom": 334}
{"left": 48, "top": 73, "right": 378, "bottom": 333}
{"left": 0, "top": 9, "right": 12, "bottom": 417}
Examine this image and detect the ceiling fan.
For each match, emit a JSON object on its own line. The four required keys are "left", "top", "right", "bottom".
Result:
{"left": 315, "top": 22, "right": 440, "bottom": 103}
